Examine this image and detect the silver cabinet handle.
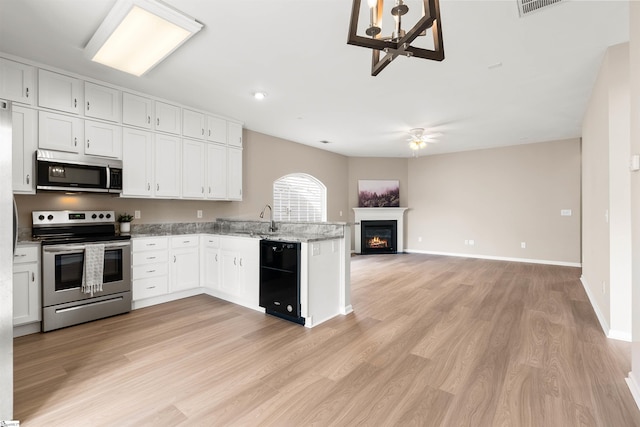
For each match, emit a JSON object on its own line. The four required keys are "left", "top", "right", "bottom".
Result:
{"left": 147, "top": 269, "right": 156, "bottom": 273}
{"left": 87, "top": 101, "right": 90, "bottom": 111}
{"left": 87, "top": 139, "right": 90, "bottom": 148}
{"left": 201, "top": 186, "right": 204, "bottom": 194}
{"left": 147, "top": 116, "right": 151, "bottom": 124}
{"left": 157, "top": 183, "right": 159, "bottom": 191}
{"left": 31, "top": 272, "right": 35, "bottom": 282}
{"left": 208, "top": 187, "right": 211, "bottom": 194}
{"left": 157, "top": 118, "right": 160, "bottom": 126}
{"left": 74, "top": 137, "right": 77, "bottom": 146}
{"left": 239, "top": 258, "right": 243, "bottom": 267}
{"left": 25, "top": 87, "right": 29, "bottom": 98}
{"left": 147, "top": 286, "right": 156, "bottom": 289}
{"left": 215, "top": 254, "right": 218, "bottom": 261}
{"left": 147, "top": 243, "right": 156, "bottom": 246}
{"left": 233, "top": 257, "right": 236, "bottom": 266}
{"left": 174, "top": 255, "right": 176, "bottom": 263}
{"left": 147, "top": 183, "right": 150, "bottom": 191}
{"left": 74, "top": 98, "right": 77, "bottom": 108}
{"left": 26, "top": 174, "right": 29, "bottom": 184}
{"left": 183, "top": 240, "right": 190, "bottom": 244}
{"left": 202, "top": 128, "right": 204, "bottom": 136}
{"left": 14, "top": 253, "right": 27, "bottom": 258}
{"left": 208, "top": 129, "right": 211, "bottom": 136}
{"left": 147, "top": 256, "right": 156, "bottom": 260}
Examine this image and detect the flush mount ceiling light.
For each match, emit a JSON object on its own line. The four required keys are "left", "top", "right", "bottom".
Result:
{"left": 347, "top": 0, "right": 444, "bottom": 76}
{"left": 253, "top": 92, "right": 267, "bottom": 100}
{"left": 84, "top": 0, "right": 203, "bottom": 76}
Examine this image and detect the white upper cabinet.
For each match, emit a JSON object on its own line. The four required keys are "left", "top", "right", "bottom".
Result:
{"left": 122, "top": 92, "right": 153, "bottom": 129}
{"left": 206, "top": 116, "right": 227, "bottom": 144}
{"left": 227, "top": 122, "right": 243, "bottom": 147}
{"left": 84, "top": 82, "right": 120, "bottom": 122}
{"left": 12, "top": 106, "right": 37, "bottom": 194}
{"left": 0, "top": 58, "right": 35, "bottom": 105}
{"left": 154, "top": 133, "right": 181, "bottom": 198}
{"left": 85, "top": 120, "right": 122, "bottom": 158}
{"left": 38, "top": 69, "right": 82, "bottom": 115}
{"left": 155, "top": 101, "right": 181, "bottom": 135}
{"left": 227, "top": 147, "right": 243, "bottom": 200}
{"left": 182, "top": 139, "right": 206, "bottom": 199}
{"left": 206, "top": 143, "right": 226, "bottom": 199}
{"left": 183, "top": 109, "right": 205, "bottom": 139}
{"left": 122, "top": 128, "right": 153, "bottom": 197}
{"left": 38, "top": 111, "right": 83, "bottom": 153}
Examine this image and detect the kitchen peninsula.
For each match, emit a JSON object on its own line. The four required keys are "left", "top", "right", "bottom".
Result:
{"left": 129, "top": 218, "right": 352, "bottom": 328}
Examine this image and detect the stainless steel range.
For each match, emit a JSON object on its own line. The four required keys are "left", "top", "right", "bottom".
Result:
{"left": 33, "top": 210, "right": 132, "bottom": 332}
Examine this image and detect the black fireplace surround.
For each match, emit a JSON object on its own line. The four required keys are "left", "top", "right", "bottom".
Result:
{"left": 361, "top": 220, "right": 397, "bottom": 254}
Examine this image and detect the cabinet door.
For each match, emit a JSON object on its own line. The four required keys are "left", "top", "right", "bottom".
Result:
{"left": 220, "top": 248, "right": 239, "bottom": 296}
{"left": 154, "top": 134, "right": 181, "bottom": 197}
{"left": 202, "top": 237, "right": 220, "bottom": 290}
{"left": 38, "top": 111, "right": 83, "bottom": 153}
{"left": 237, "top": 239, "right": 259, "bottom": 306}
{"left": 206, "top": 143, "right": 226, "bottom": 199}
{"left": 171, "top": 248, "right": 200, "bottom": 292}
{"left": 122, "top": 92, "right": 153, "bottom": 129}
{"left": 85, "top": 120, "right": 122, "bottom": 158}
{"left": 85, "top": 82, "right": 120, "bottom": 122}
{"left": 38, "top": 69, "right": 81, "bottom": 114}
{"left": 206, "top": 116, "right": 226, "bottom": 144}
{"left": 227, "top": 147, "right": 243, "bottom": 200}
{"left": 155, "top": 101, "right": 181, "bottom": 134}
{"left": 122, "top": 128, "right": 153, "bottom": 197}
{"left": 182, "top": 139, "right": 206, "bottom": 199}
{"left": 0, "top": 58, "right": 35, "bottom": 105}
{"left": 183, "top": 109, "right": 205, "bottom": 139}
{"left": 12, "top": 106, "right": 37, "bottom": 194}
{"left": 13, "top": 263, "right": 40, "bottom": 325}
{"left": 227, "top": 122, "right": 243, "bottom": 147}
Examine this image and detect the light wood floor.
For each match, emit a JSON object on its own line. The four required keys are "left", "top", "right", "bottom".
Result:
{"left": 14, "top": 254, "right": 640, "bottom": 426}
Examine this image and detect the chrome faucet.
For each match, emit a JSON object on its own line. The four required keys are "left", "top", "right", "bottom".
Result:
{"left": 260, "top": 204, "right": 277, "bottom": 232}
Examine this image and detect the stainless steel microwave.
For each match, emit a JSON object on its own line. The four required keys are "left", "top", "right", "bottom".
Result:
{"left": 36, "top": 150, "right": 123, "bottom": 194}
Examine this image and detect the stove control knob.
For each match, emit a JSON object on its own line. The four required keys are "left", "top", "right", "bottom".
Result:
{"left": 38, "top": 215, "right": 45, "bottom": 221}
{"left": 92, "top": 214, "right": 97, "bottom": 219}
{"left": 99, "top": 214, "right": 104, "bottom": 219}
{"left": 106, "top": 213, "right": 111, "bottom": 219}
{"left": 47, "top": 215, "right": 53, "bottom": 221}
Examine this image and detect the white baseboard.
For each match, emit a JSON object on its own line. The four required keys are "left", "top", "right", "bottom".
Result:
{"left": 405, "top": 249, "right": 581, "bottom": 267}
{"left": 579, "top": 276, "right": 631, "bottom": 342}
{"left": 627, "top": 372, "right": 640, "bottom": 411}
{"left": 341, "top": 304, "right": 353, "bottom": 315}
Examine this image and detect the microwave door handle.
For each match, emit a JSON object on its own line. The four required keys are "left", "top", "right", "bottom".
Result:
{"left": 106, "top": 166, "right": 111, "bottom": 189}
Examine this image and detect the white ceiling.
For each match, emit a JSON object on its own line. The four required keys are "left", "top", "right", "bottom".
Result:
{"left": 0, "top": 0, "right": 630, "bottom": 158}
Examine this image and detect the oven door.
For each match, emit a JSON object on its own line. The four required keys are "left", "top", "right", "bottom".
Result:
{"left": 42, "top": 240, "right": 131, "bottom": 307}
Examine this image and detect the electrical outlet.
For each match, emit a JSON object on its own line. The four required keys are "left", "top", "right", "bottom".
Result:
{"left": 134, "top": 210, "right": 141, "bottom": 219}
{"left": 469, "top": 240, "right": 475, "bottom": 246}
{"left": 561, "top": 209, "right": 572, "bottom": 216}
{"left": 339, "top": 210, "right": 343, "bottom": 217}
{"left": 312, "top": 243, "right": 321, "bottom": 256}
{"left": 521, "top": 242, "right": 526, "bottom": 249}
{"left": 197, "top": 210, "right": 203, "bottom": 219}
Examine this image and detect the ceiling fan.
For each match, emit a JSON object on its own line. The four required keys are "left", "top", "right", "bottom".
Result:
{"left": 407, "top": 127, "right": 442, "bottom": 151}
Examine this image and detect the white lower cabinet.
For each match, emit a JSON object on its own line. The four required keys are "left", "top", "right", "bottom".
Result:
{"left": 13, "top": 245, "right": 40, "bottom": 326}
{"left": 132, "top": 237, "right": 169, "bottom": 301}
{"left": 170, "top": 236, "right": 200, "bottom": 292}
{"left": 201, "top": 235, "right": 220, "bottom": 290}
{"left": 218, "top": 236, "right": 259, "bottom": 308}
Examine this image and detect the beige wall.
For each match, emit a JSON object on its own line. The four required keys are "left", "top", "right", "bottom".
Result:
{"left": 581, "top": 42, "right": 632, "bottom": 339}
{"left": 347, "top": 157, "right": 409, "bottom": 246}
{"left": 15, "top": 129, "right": 350, "bottom": 228}
{"left": 406, "top": 139, "right": 581, "bottom": 264}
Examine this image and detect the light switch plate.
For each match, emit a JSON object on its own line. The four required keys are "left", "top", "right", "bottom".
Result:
{"left": 561, "top": 209, "right": 572, "bottom": 216}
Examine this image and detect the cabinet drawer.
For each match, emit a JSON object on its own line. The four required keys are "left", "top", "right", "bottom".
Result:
{"left": 171, "top": 235, "right": 199, "bottom": 249}
{"left": 132, "top": 263, "right": 168, "bottom": 280}
{"left": 202, "top": 235, "right": 220, "bottom": 247}
{"left": 133, "top": 276, "right": 168, "bottom": 300}
{"left": 14, "top": 246, "right": 38, "bottom": 264}
{"left": 132, "top": 237, "right": 168, "bottom": 251}
{"left": 133, "top": 250, "right": 168, "bottom": 266}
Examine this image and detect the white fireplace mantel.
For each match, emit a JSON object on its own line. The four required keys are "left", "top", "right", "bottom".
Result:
{"left": 353, "top": 207, "right": 408, "bottom": 254}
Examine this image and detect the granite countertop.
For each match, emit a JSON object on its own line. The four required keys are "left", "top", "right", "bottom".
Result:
{"left": 130, "top": 229, "right": 342, "bottom": 243}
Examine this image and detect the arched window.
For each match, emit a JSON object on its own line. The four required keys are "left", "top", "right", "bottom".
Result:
{"left": 273, "top": 173, "right": 327, "bottom": 222}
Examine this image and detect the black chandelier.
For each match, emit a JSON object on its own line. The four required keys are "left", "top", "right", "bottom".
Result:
{"left": 347, "top": 0, "right": 444, "bottom": 76}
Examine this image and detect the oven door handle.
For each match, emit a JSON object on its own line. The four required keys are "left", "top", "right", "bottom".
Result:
{"left": 43, "top": 242, "right": 131, "bottom": 253}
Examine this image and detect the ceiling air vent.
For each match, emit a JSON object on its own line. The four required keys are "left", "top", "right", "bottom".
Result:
{"left": 517, "top": 0, "right": 564, "bottom": 17}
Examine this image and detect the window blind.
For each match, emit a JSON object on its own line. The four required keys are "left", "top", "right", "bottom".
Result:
{"left": 273, "top": 174, "right": 327, "bottom": 222}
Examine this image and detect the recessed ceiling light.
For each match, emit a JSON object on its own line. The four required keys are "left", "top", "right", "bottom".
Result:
{"left": 253, "top": 92, "right": 267, "bottom": 100}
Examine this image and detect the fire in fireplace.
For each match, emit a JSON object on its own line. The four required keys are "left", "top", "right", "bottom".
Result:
{"left": 361, "top": 220, "right": 397, "bottom": 254}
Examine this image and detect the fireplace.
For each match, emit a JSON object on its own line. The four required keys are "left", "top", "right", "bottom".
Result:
{"left": 361, "top": 220, "right": 397, "bottom": 254}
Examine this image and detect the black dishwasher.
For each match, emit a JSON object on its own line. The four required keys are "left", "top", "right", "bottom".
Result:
{"left": 259, "top": 240, "right": 304, "bottom": 325}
